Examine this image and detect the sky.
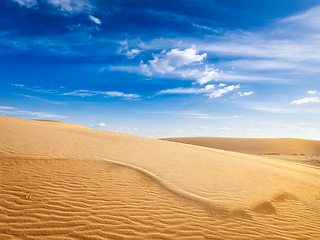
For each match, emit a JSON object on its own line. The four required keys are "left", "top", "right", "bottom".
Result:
{"left": 1, "top": 0, "right": 320, "bottom": 139}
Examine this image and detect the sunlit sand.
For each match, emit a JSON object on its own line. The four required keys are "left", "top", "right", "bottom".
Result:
{"left": 162, "top": 137, "right": 320, "bottom": 167}
{"left": 1, "top": 116, "right": 320, "bottom": 239}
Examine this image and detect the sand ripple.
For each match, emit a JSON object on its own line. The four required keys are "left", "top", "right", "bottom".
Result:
{"left": 1, "top": 157, "right": 320, "bottom": 239}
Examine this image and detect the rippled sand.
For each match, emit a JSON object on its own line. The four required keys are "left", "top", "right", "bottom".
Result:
{"left": 1, "top": 116, "right": 320, "bottom": 239}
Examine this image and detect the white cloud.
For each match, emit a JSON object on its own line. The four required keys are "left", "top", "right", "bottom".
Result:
{"left": 218, "top": 127, "right": 233, "bottom": 131}
{"left": 156, "top": 87, "right": 199, "bottom": 95}
{"left": 126, "top": 49, "right": 141, "bottom": 58}
{"left": 62, "top": 90, "right": 141, "bottom": 99}
{"left": 0, "top": 106, "right": 17, "bottom": 110}
{"left": 142, "top": 47, "right": 207, "bottom": 75}
{"left": 206, "top": 84, "right": 240, "bottom": 98}
{"left": 137, "top": 47, "right": 219, "bottom": 84}
{"left": 104, "top": 91, "right": 140, "bottom": 99}
{"left": 219, "top": 83, "right": 226, "bottom": 87}
{"left": 62, "top": 90, "right": 95, "bottom": 97}
{"left": 157, "top": 84, "right": 240, "bottom": 99}
{"left": 308, "top": 90, "right": 317, "bottom": 94}
{"left": 192, "top": 23, "right": 221, "bottom": 33}
{"left": 196, "top": 126, "right": 210, "bottom": 129}
{"left": 46, "top": 0, "right": 93, "bottom": 14}
{"left": 156, "top": 84, "right": 216, "bottom": 95}
{"left": 291, "top": 97, "right": 319, "bottom": 104}
{"left": 97, "top": 123, "right": 105, "bottom": 127}
{"left": 186, "top": 65, "right": 219, "bottom": 85}
{"left": 138, "top": 5, "right": 320, "bottom": 79}
{"left": 118, "top": 39, "right": 142, "bottom": 59}
{"left": 238, "top": 91, "right": 254, "bottom": 97}
{"left": 12, "top": 0, "right": 37, "bottom": 8}
{"left": 12, "top": 83, "right": 25, "bottom": 87}
{"left": 89, "top": 15, "right": 101, "bottom": 25}
{"left": 204, "top": 84, "right": 215, "bottom": 90}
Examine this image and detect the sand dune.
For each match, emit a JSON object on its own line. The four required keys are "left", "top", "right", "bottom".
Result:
{"left": 161, "top": 137, "right": 320, "bottom": 155}
{"left": 1, "top": 116, "right": 320, "bottom": 239}
{"left": 162, "top": 137, "right": 320, "bottom": 167}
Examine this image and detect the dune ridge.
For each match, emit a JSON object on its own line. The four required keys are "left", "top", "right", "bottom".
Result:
{"left": 1, "top": 116, "right": 320, "bottom": 239}
{"left": 34, "top": 119, "right": 92, "bottom": 130}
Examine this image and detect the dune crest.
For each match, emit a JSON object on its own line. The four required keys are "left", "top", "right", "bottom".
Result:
{"left": 34, "top": 119, "right": 92, "bottom": 130}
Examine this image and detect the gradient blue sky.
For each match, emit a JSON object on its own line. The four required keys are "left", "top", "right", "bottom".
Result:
{"left": 1, "top": 0, "right": 320, "bottom": 139}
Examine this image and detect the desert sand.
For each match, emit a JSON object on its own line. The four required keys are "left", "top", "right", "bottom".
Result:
{"left": 1, "top": 116, "right": 320, "bottom": 239}
{"left": 161, "top": 137, "right": 320, "bottom": 168}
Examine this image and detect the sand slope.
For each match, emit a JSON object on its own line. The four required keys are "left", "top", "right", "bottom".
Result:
{"left": 1, "top": 116, "right": 320, "bottom": 239}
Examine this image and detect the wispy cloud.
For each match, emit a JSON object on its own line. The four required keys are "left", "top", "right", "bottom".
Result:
{"left": 280, "top": 5, "right": 320, "bottom": 30}
{"left": 118, "top": 39, "right": 142, "bottom": 59}
{"left": 156, "top": 84, "right": 214, "bottom": 95}
{"left": 12, "top": 0, "right": 37, "bottom": 8}
{"left": 244, "top": 106, "right": 298, "bottom": 114}
{"left": 144, "top": 110, "right": 241, "bottom": 120}
{"left": 46, "top": 0, "right": 94, "bottom": 14}
{"left": 237, "top": 91, "right": 254, "bottom": 97}
{"left": 11, "top": 0, "right": 94, "bottom": 14}
{"left": 218, "top": 127, "right": 233, "bottom": 131}
{"left": 0, "top": 106, "right": 17, "bottom": 110}
{"left": 12, "top": 83, "right": 58, "bottom": 94}
{"left": 89, "top": 15, "right": 101, "bottom": 25}
{"left": 242, "top": 100, "right": 320, "bottom": 114}
{"left": 291, "top": 97, "right": 319, "bottom": 104}
{"left": 192, "top": 23, "right": 221, "bottom": 33}
{"left": 0, "top": 106, "right": 67, "bottom": 119}
{"left": 133, "top": 5, "right": 320, "bottom": 81}
{"left": 206, "top": 84, "right": 240, "bottom": 98}
{"left": 193, "top": 115, "right": 242, "bottom": 120}
{"left": 62, "top": 90, "right": 141, "bottom": 100}
{"left": 156, "top": 84, "right": 241, "bottom": 98}
{"left": 189, "top": 125, "right": 210, "bottom": 129}
{"left": 11, "top": 83, "right": 141, "bottom": 100}
{"left": 308, "top": 90, "right": 317, "bottom": 94}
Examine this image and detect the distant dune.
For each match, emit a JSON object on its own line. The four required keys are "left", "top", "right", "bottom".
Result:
{"left": 161, "top": 137, "right": 320, "bottom": 155}
{"left": 1, "top": 116, "right": 320, "bottom": 239}
{"left": 161, "top": 137, "right": 320, "bottom": 168}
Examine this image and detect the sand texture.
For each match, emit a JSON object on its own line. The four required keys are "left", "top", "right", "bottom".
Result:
{"left": 1, "top": 116, "right": 320, "bottom": 239}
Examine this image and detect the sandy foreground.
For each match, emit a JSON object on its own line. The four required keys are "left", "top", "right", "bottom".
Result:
{"left": 1, "top": 116, "right": 320, "bottom": 239}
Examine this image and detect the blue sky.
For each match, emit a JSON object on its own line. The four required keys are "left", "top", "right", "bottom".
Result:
{"left": 1, "top": 0, "right": 320, "bottom": 139}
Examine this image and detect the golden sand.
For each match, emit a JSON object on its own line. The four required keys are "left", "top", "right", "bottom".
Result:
{"left": 1, "top": 116, "right": 320, "bottom": 239}
{"left": 162, "top": 137, "right": 320, "bottom": 167}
